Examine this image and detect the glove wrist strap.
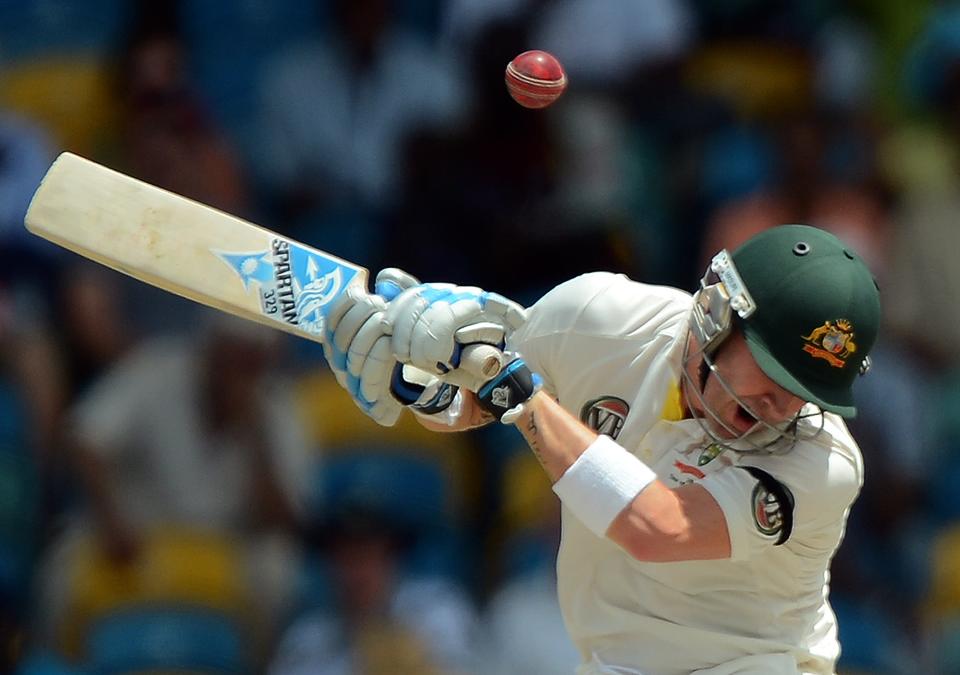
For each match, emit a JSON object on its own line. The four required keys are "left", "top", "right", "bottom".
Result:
{"left": 390, "top": 364, "right": 459, "bottom": 414}
{"left": 411, "top": 382, "right": 460, "bottom": 415}
{"left": 476, "top": 358, "right": 540, "bottom": 422}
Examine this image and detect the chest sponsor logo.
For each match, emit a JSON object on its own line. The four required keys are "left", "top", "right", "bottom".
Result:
{"left": 580, "top": 396, "right": 629, "bottom": 439}
{"left": 752, "top": 482, "right": 786, "bottom": 537}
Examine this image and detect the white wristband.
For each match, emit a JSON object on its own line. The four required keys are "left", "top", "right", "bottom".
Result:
{"left": 552, "top": 435, "right": 658, "bottom": 537}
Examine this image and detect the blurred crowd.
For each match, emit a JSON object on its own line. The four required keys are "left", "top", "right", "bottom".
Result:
{"left": 0, "top": 0, "right": 959, "bottom": 673}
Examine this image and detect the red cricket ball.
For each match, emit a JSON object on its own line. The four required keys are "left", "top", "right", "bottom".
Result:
{"left": 504, "top": 50, "right": 567, "bottom": 109}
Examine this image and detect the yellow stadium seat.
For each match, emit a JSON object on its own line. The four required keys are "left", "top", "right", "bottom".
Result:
{"left": 58, "top": 527, "right": 250, "bottom": 660}
{"left": 0, "top": 57, "right": 116, "bottom": 157}
{"left": 293, "top": 370, "right": 483, "bottom": 514}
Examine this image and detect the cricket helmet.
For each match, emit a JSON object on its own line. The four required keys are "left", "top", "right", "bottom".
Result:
{"left": 691, "top": 224, "right": 881, "bottom": 417}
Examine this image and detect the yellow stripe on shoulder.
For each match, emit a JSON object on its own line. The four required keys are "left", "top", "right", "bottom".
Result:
{"left": 661, "top": 380, "right": 685, "bottom": 421}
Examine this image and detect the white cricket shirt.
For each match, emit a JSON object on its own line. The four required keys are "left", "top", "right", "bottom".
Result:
{"left": 509, "top": 272, "right": 863, "bottom": 675}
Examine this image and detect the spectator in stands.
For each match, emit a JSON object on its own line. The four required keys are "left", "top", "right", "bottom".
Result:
{"left": 270, "top": 498, "right": 479, "bottom": 675}
{"left": 477, "top": 452, "right": 578, "bottom": 675}
{"left": 253, "top": 0, "right": 469, "bottom": 262}
{"left": 110, "top": 2, "right": 248, "bottom": 216}
{"left": 32, "top": 315, "right": 311, "bottom": 660}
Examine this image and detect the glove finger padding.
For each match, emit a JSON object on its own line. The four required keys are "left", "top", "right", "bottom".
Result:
{"left": 480, "top": 292, "right": 528, "bottom": 331}
{"left": 383, "top": 284, "right": 528, "bottom": 388}
{"left": 408, "top": 297, "right": 484, "bottom": 371}
{"left": 356, "top": 335, "right": 395, "bottom": 404}
{"left": 325, "top": 286, "right": 371, "bottom": 341}
{"left": 453, "top": 322, "right": 507, "bottom": 349}
{"left": 409, "top": 296, "right": 523, "bottom": 370}
{"left": 369, "top": 397, "right": 403, "bottom": 427}
{"left": 333, "top": 295, "right": 385, "bottom": 348}
{"left": 346, "top": 312, "right": 389, "bottom": 379}
{"left": 320, "top": 285, "right": 404, "bottom": 427}
{"left": 343, "top": 326, "right": 403, "bottom": 427}
{"left": 375, "top": 268, "right": 421, "bottom": 301}
{"left": 385, "top": 288, "right": 435, "bottom": 362}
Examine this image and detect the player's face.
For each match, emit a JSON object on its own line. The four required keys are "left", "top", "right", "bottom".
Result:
{"left": 689, "top": 331, "right": 806, "bottom": 439}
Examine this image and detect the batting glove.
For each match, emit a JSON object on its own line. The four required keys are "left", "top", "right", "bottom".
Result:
{"left": 323, "top": 286, "right": 403, "bottom": 426}
{"left": 322, "top": 273, "right": 461, "bottom": 426}
{"left": 380, "top": 271, "right": 527, "bottom": 391}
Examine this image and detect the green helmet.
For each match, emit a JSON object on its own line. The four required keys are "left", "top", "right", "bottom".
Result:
{"left": 715, "top": 224, "right": 881, "bottom": 417}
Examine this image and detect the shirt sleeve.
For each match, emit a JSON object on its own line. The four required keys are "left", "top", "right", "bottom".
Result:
{"left": 699, "top": 467, "right": 795, "bottom": 561}
{"left": 508, "top": 272, "right": 691, "bottom": 393}
{"left": 698, "top": 437, "right": 861, "bottom": 561}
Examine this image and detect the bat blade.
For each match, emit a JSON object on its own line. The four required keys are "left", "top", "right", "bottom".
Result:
{"left": 24, "top": 153, "right": 504, "bottom": 380}
{"left": 25, "top": 152, "right": 365, "bottom": 343}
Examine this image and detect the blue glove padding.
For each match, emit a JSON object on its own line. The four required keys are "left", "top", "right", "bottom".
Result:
{"left": 322, "top": 286, "right": 403, "bottom": 426}
{"left": 322, "top": 271, "right": 462, "bottom": 426}
{"left": 381, "top": 276, "right": 526, "bottom": 391}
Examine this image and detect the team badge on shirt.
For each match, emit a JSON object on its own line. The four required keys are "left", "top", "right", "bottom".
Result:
{"left": 752, "top": 483, "right": 785, "bottom": 536}
{"left": 580, "top": 397, "right": 629, "bottom": 439}
{"left": 698, "top": 443, "right": 723, "bottom": 466}
{"left": 743, "top": 466, "right": 795, "bottom": 545}
{"left": 801, "top": 319, "right": 858, "bottom": 368}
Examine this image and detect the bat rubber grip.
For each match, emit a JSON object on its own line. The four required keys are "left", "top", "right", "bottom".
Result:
{"left": 459, "top": 344, "right": 504, "bottom": 381}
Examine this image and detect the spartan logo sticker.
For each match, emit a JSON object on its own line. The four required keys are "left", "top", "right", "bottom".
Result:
{"left": 580, "top": 397, "right": 629, "bottom": 439}
{"left": 215, "top": 238, "right": 358, "bottom": 336}
{"left": 752, "top": 482, "right": 786, "bottom": 537}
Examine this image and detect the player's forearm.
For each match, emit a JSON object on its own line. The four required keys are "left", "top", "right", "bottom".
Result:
{"left": 512, "top": 391, "right": 598, "bottom": 481}
{"left": 511, "top": 393, "right": 731, "bottom": 561}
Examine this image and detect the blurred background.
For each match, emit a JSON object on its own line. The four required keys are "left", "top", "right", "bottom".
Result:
{"left": 0, "top": 0, "right": 958, "bottom": 673}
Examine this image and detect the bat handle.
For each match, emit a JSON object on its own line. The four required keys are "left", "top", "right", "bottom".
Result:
{"left": 460, "top": 344, "right": 504, "bottom": 381}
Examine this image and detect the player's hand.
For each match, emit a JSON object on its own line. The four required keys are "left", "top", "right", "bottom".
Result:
{"left": 323, "top": 286, "right": 402, "bottom": 425}
{"left": 380, "top": 272, "right": 527, "bottom": 391}
{"left": 322, "top": 279, "right": 461, "bottom": 426}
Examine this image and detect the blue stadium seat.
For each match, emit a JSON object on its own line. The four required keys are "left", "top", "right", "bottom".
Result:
{"left": 932, "top": 616, "right": 960, "bottom": 674}
{"left": 314, "top": 450, "right": 450, "bottom": 532}
{"left": 700, "top": 125, "right": 776, "bottom": 208}
{"left": 903, "top": 5, "right": 960, "bottom": 108}
{"left": 306, "top": 449, "right": 471, "bottom": 585}
{"left": 179, "top": 0, "right": 323, "bottom": 149}
{"left": 0, "top": 380, "right": 39, "bottom": 614}
{"left": 832, "top": 595, "right": 906, "bottom": 674}
{"left": 13, "top": 650, "right": 85, "bottom": 675}
{"left": 84, "top": 605, "right": 247, "bottom": 675}
{"left": 0, "top": 0, "right": 130, "bottom": 61}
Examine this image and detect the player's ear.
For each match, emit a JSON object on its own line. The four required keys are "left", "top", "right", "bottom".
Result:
{"left": 374, "top": 268, "right": 421, "bottom": 300}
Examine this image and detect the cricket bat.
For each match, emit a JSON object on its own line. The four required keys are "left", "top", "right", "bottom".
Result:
{"left": 24, "top": 152, "right": 503, "bottom": 380}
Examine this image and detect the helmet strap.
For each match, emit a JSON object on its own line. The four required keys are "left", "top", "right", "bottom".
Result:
{"left": 698, "top": 354, "right": 711, "bottom": 392}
